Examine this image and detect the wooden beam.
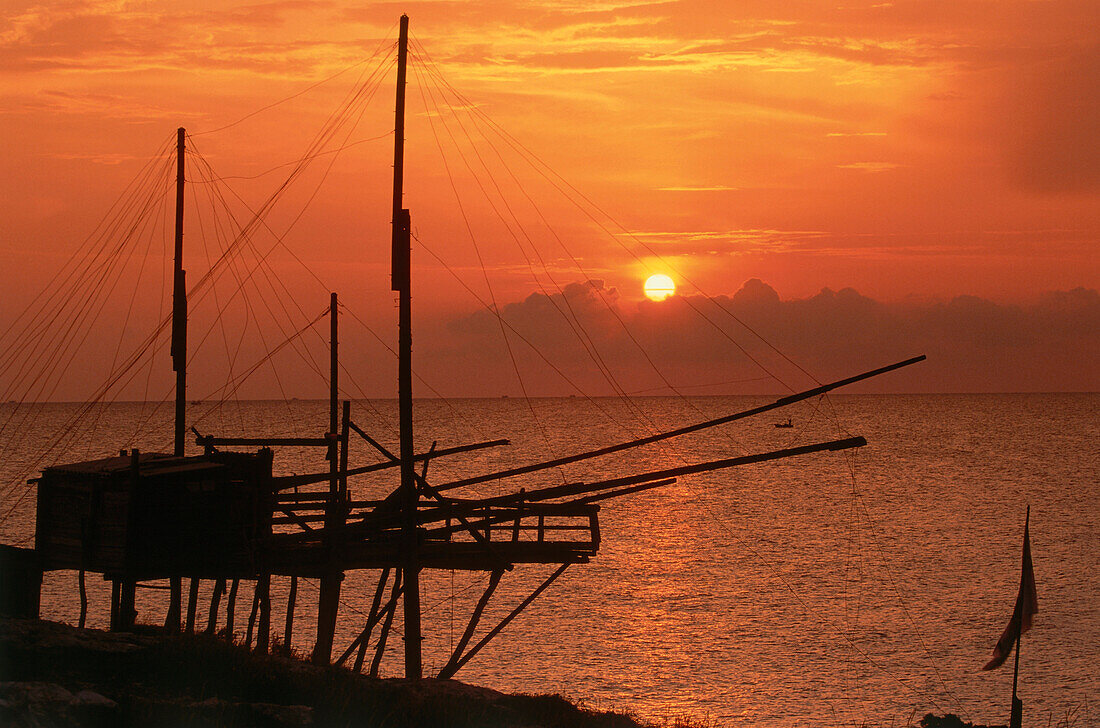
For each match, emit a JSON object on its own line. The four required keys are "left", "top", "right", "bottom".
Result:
{"left": 272, "top": 437, "right": 509, "bottom": 490}
{"left": 438, "top": 569, "right": 502, "bottom": 679}
{"left": 370, "top": 569, "right": 403, "bottom": 677}
{"left": 474, "top": 436, "right": 867, "bottom": 507}
{"left": 197, "top": 436, "right": 333, "bottom": 448}
{"left": 434, "top": 357, "right": 922, "bottom": 492}
{"left": 442, "top": 563, "right": 571, "bottom": 677}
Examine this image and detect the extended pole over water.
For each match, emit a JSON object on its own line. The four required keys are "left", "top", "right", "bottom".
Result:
{"left": 391, "top": 14, "right": 421, "bottom": 679}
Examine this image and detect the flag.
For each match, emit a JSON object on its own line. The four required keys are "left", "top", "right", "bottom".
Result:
{"left": 982, "top": 510, "right": 1038, "bottom": 670}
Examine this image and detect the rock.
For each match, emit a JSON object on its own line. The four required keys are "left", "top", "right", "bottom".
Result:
{"left": 72, "top": 690, "right": 116, "bottom": 709}
{"left": 252, "top": 701, "right": 314, "bottom": 727}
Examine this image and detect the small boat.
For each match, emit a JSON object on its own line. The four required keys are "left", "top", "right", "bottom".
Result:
{"left": 774, "top": 418, "right": 793, "bottom": 428}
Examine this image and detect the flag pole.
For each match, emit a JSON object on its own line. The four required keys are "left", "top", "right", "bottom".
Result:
{"left": 1009, "top": 505, "right": 1029, "bottom": 728}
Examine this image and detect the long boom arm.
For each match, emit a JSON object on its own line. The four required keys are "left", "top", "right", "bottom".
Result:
{"left": 434, "top": 355, "right": 924, "bottom": 492}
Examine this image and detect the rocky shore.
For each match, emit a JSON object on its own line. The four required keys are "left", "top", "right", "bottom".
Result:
{"left": 0, "top": 617, "right": 651, "bottom": 727}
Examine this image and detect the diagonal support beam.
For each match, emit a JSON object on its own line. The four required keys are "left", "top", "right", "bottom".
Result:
{"left": 439, "top": 563, "right": 571, "bottom": 678}
{"left": 335, "top": 568, "right": 391, "bottom": 668}
{"left": 370, "top": 569, "right": 404, "bottom": 678}
{"left": 438, "top": 569, "right": 503, "bottom": 679}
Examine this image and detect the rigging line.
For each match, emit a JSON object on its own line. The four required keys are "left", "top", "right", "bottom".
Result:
{"left": 837, "top": 446, "right": 967, "bottom": 716}
{"left": 814, "top": 391, "right": 965, "bottom": 714}
{"left": 0, "top": 149, "right": 175, "bottom": 407}
{"left": 411, "top": 50, "right": 806, "bottom": 393}
{"left": 187, "top": 133, "right": 393, "bottom": 183}
{"left": 4, "top": 46, "right": 389, "bottom": 426}
{"left": 192, "top": 21, "right": 398, "bottom": 137}
{"left": 413, "top": 62, "right": 567, "bottom": 481}
{"left": 412, "top": 47, "right": 680, "bottom": 414}
{"left": 623, "top": 375, "right": 776, "bottom": 395}
{"left": 181, "top": 53, "right": 396, "bottom": 325}
{"left": 190, "top": 154, "right": 311, "bottom": 419}
{"left": 412, "top": 232, "right": 655, "bottom": 446}
{"left": 689, "top": 473, "right": 949, "bottom": 715}
{"left": 412, "top": 54, "right": 668, "bottom": 447}
{"left": 93, "top": 182, "right": 171, "bottom": 445}
{"left": 191, "top": 308, "right": 329, "bottom": 413}
{"left": 187, "top": 149, "right": 345, "bottom": 399}
{"left": 191, "top": 162, "right": 245, "bottom": 415}
{"left": 413, "top": 50, "right": 751, "bottom": 463}
{"left": 195, "top": 158, "right": 257, "bottom": 390}
{"left": 0, "top": 156, "right": 175, "bottom": 447}
{"left": 4, "top": 151, "right": 175, "bottom": 405}
{"left": 336, "top": 304, "right": 496, "bottom": 446}
{"left": 135, "top": 164, "right": 174, "bottom": 433}
{"left": 0, "top": 134, "right": 175, "bottom": 354}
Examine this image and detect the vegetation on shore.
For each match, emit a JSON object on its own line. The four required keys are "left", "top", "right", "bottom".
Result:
{"left": 1, "top": 617, "right": 699, "bottom": 727}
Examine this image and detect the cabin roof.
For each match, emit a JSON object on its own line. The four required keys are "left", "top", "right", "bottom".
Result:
{"left": 44, "top": 452, "right": 230, "bottom": 477}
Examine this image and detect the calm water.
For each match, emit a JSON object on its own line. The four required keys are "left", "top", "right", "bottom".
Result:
{"left": 2, "top": 394, "right": 1097, "bottom": 726}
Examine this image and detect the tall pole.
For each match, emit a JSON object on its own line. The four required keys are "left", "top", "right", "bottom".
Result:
{"left": 1009, "top": 505, "right": 1030, "bottom": 728}
{"left": 172, "top": 127, "right": 187, "bottom": 457}
{"left": 312, "top": 291, "right": 342, "bottom": 664}
{"left": 166, "top": 127, "right": 187, "bottom": 632}
{"left": 391, "top": 14, "right": 421, "bottom": 679}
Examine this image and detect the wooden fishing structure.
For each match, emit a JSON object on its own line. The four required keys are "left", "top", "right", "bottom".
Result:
{"left": 12, "top": 16, "right": 926, "bottom": 680}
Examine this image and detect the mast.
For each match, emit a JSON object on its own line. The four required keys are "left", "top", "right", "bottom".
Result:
{"left": 391, "top": 14, "right": 421, "bottom": 679}
{"left": 172, "top": 127, "right": 187, "bottom": 456}
{"left": 166, "top": 127, "right": 187, "bottom": 632}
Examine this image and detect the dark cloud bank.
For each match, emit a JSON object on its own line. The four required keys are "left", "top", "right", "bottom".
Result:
{"left": 423, "top": 280, "right": 1099, "bottom": 396}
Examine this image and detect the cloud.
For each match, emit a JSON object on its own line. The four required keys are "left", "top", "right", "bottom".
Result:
{"left": 421, "top": 280, "right": 1100, "bottom": 395}
{"left": 836, "top": 161, "right": 902, "bottom": 172}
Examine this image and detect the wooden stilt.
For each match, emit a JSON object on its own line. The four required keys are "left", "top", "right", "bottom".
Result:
{"left": 185, "top": 577, "right": 199, "bottom": 632}
{"left": 246, "top": 582, "right": 259, "bottom": 648}
{"left": 165, "top": 577, "right": 182, "bottom": 631}
{"left": 78, "top": 570, "right": 87, "bottom": 629}
{"left": 206, "top": 578, "right": 225, "bottom": 634}
{"left": 109, "top": 580, "right": 120, "bottom": 631}
{"left": 312, "top": 296, "right": 343, "bottom": 666}
{"left": 119, "top": 580, "right": 136, "bottom": 630}
{"left": 283, "top": 576, "right": 298, "bottom": 653}
{"left": 225, "top": 579, "right": 239, "bottom": 639}
{"left": 256, "top": 573, "right": 271, "bottom": 653}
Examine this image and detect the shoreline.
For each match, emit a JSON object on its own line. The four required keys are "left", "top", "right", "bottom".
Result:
{"left": 0, "top": 617, "right": 655, "bottom": 727}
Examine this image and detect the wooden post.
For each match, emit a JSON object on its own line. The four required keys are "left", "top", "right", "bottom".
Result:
{"left": 185, "top": 577, "right": 199, "bottom": 632}
{"left": 206, "top": 578, "right": 225, "bottom": 634}
{"left": 390, "top": 13, "right": 421, "bottom": 680}
{"left": 77, "top": 570, "right": 87, "bottom": 629}
{"left": 225, "top": 578, "right": 239, "bottom": 638}
{"left": 283, "top": 576, "right": 298, "bottom": 652}
{"left": 165, "top": 577, "right": 182, "bottom": 632}
{"left": 246, "top": 583, "right": 259, "bottom": 648}
{"left": 312, "top": 293, "right": 342, "bottom": 665}
{"left": 256, "top": 573, "right": 271, "bottom": 653}
{"left": 109, "top": 579, "right": 120, "bottom": 631}
{"left": 119, "top": 580, "right": 136, "bottom": 630}
{"left": 117, "top": 449, "right": 140, "bottom": 631}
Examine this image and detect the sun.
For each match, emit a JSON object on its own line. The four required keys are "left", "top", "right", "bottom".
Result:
{"left": 643, "top": 274, "right": 676, "bottom": 302}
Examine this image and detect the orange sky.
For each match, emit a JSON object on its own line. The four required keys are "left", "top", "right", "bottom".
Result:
{"left": 1, "top": 0, "right": 1097, "bottom": 397}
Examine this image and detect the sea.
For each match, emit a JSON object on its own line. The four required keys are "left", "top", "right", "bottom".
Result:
{"left": 2, "top": 393, "right": 1097, "bottom": 727}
